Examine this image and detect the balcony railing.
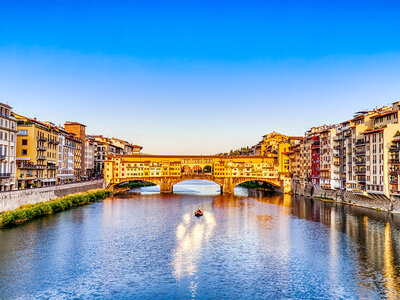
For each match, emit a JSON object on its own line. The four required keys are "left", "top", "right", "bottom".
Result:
{"left": 390, "top": 146, "right": 400, "bottom": 152}
{"left": 0, "top": 173, "right": 11, "bottom": 178}
{"left": 48, "top": 139, "right": 59, "bottom": 145}
{"left": 37, "top": 146, "right": 47, "bottom": 151}
{"left": 390, "top": 159, "right": 400, "bottom": 164}
{"left": 37, "top": 136, "right": 47, "bottom": 142}
{"left": 37, "top": 155, "right": 46, "bottom": 160}
{"left": 17, "top": 163, "right": 46, "bottom": 170}
{"left": 355, "top": 170, "right": 366, "bottom": 175}
{"left": 355, "top": 140, "right": 366, "bottom": 146}
{"left": 355, "top": 150, "right": 366, "bottom": 156}
{"left": 390, "top": 180, "right": 399, "bottom": 185}
{"left": 355, "top": 160, "right": 366, "bottom": 165}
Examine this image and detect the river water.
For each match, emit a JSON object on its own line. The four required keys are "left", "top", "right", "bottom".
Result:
{"left": 1, "top": 180, "right": 400, "bottom": 299}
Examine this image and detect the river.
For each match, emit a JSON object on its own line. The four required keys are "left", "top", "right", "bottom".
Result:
{"left": 1, "top": 180, "right": 400, "bottom": 299}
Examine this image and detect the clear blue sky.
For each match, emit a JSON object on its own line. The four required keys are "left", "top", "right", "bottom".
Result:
{"left": 1, "top": 0, "right": 400, "bottom": 154}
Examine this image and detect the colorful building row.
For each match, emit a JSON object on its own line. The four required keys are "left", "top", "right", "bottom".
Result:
{"left": 0, "top": 101, "right": 142, "bottom": 191}
{"left": 289, "top": 101, "right": 400, "bottom": 201}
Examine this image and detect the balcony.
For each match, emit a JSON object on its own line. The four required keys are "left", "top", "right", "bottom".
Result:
{"left": 37, "top": 146, "right": 47, "bottom": 151}
{"left": 355, "top": 150, "right": 366, "bottom": 156}
{"left": 355, "top": 160, "right": 366, "bottom": 165}
{"left": 355, "top": 170, "right": 366, "bottom": 175}
{"left": 390, "top": 180, "right": 399, "bottom": 185}
{"left": 17, "top": 163, "right": 46, "bottom": 170}
{"left": 390, "top": 146, "right": 400, "bottom": 152}
{"left": 390, "top": 159, "right": 400, "bottom": 164}
{"left": 37, "top": 136, "right": 47, "bottom": 142}
{"left": 37, "top": 155, "right": 46, "bottom": 160}
{"left": 0, "top": 173, "right": 10, "bottom": 178}
{"left": 355, "top": 140, "right": 366, "bottom": 146}
{"left": 48, "top": 139, "right": 59, "bottom": 145}
{"left": 47, "top": 165, "right": 57, "bottom": 170}
{"left": 390, "top": 189, "right": 400, "bottom": 195}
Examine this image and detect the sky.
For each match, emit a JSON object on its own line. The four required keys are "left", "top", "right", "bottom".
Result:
{"left": 1, "top": 0, "right": 400, "bottom": 154}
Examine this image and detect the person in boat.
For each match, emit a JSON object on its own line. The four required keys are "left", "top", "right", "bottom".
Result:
{"left": 195, "top": 206, "right": 202, "bottom": 214}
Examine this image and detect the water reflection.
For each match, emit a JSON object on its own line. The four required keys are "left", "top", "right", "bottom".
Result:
{"left": 250, "top": 190, "right": 400, "bottom": 298}
{"left": 1, "top": 182, "right": 400, "bottom": 298}
{"left": 172, "top": 211, "right": 216, "bottom": 297}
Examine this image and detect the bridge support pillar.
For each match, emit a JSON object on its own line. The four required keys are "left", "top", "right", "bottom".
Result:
{"left": 160, "top": 177, "right": 173, "bottom": 194}
{"left": 221, "top": 177, "right": 235, "bottom": 195}
{"left": 281, "top": 178, "right": 292, "bottom": 194}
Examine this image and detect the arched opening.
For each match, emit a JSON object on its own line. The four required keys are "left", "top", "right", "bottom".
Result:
{"left": 192, "top": 165, "right": 203, "bottom": 174}
{"left": 182, "top": 165, "right": 191, "bottom": 174}
{"left": 237, "top": 180, "right": 277, "bottom": 191}
{"left": 173, "top": 179, "right": 221, "bottom": 195}
{"left": 116, "top": 180, "right": 158, "bottom": 190}
{"left": 203, "top": 165, "right": 212, "bottom": 174}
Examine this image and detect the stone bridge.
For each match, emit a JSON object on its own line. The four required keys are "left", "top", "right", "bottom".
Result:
{"left": 104, "top": 155, "right": 291, "bottom": 195}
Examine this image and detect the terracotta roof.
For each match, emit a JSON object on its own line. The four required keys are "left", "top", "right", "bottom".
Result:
{"left": 362, "top": 128, "right": 385, "bottom": 134}
{"left": 370, "top": 110, "right": 399, "bottom": 119}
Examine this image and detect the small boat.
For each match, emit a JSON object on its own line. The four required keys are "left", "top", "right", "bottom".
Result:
{"left": 194, "top": 206, "right": 203, "bottom": 217}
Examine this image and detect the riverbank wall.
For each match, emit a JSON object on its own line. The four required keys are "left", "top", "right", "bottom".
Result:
{"left": 0, "top": 180, "right": 105, "bottom": 213}
{"left": 291, "top": 182, "right": 400, "bottom": 213}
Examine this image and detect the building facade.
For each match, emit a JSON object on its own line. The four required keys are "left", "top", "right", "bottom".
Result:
{"left": 15, "top": 114, "right": 59, "bottom": 188}
{"left": 0, "top": 102, "right": 17, "bottom": 191}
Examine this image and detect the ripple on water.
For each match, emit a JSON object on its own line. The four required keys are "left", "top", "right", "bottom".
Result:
{"left": 0, "top": 181, "right": 399, "bottom": 299}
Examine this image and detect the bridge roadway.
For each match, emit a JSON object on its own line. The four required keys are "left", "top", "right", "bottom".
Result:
{"left": 104, "top": 154, "right": 291, "bottom": 195}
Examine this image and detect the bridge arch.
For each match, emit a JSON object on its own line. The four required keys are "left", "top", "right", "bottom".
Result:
{"left": 232, "top": 179, "right": 280, "bottom": 191}
{"left": 181, "top": 165, "right": 191, "bottom": 174}
{"left": 192, "top": 165, "right": 203, "bottom": 174}
{"left": 203, "top": 165, "right": 213, "bottom": 174}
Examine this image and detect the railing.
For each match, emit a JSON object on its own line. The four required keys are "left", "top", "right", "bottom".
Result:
{"left": 355, "top": 170, "right": 366, "bottom": 175}
{"left": 17, "top": 164, "right": 46, "bottom": 170}
{"left": 37, "top": 146, "right": 47, "bottom": 151}
{"left": 355, "top": 161, "right": 366, "bottom": 165}
{"left": 390, "top": 159, "right": 400, "bottom": 164}
{"left": 37, "top": 136, "right": 47, "bottom": 142}
{"left": 355, "top": 150, "right": 366, "bottom": 156}
{"left": 390, "top": 180, "right": 399, "bottom": 185}
{"left": 390, "top": 146, "right": 400, "bottom": 152}
{"left": 48, "top": 139, "right": 59, "bottom": 145}
{"left": 37, "top": 155, "right": 46, "bottom": 160}
{"left": 355, "top": 140, "right": 366, "bottom": 146}
{"left": 0, "top": 173, "right": 11, "bottom": 178}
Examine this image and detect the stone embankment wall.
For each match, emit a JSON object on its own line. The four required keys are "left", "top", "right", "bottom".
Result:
{"left": 291, "top": 182, "right": 400, "bottom": 213}
{"left": 0, "top": 180, "right": 106, "bottom": 213}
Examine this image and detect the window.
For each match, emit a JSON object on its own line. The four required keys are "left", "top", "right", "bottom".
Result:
{"left": 22, "top": 149, "right": 27, "bottom": 155}
{"left": 22, "top": 139, "right": 28, "bottom": 145}
{"left": 18, "top": 130, "right": 28, "bottom": 136}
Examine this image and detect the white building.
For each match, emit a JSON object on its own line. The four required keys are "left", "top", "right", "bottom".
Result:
{"left": 0, "top": 102, "right": 17, "bottom": 191}
{"left": 84, "top": 139, "right": 95, "bottom": 177}
{"left": 57, "top": 129, "right": 76, "bottom": 183}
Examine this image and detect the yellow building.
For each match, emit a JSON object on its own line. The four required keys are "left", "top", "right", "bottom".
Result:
{"left": 14, "top": 114, "right": 59, "bottom": 188}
